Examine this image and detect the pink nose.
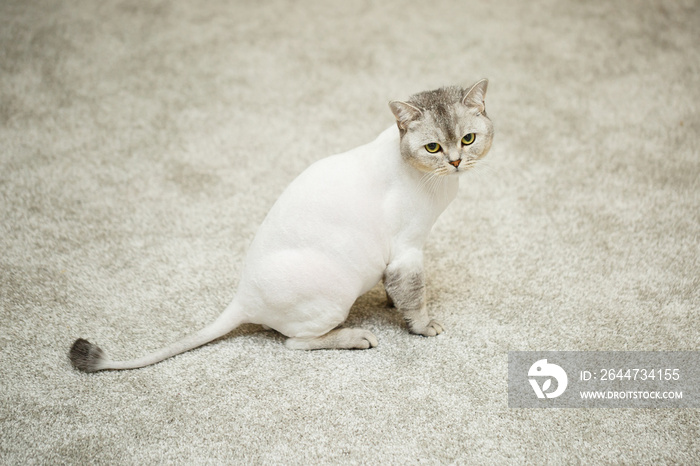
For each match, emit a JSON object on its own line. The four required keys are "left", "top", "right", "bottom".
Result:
{"left": 449, "top": 159, "right": 461, "bottom": 168}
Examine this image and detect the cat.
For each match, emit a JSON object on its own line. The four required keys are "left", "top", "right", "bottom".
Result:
{"left": 69, "top": 79, "right": 494, "bottom": 372}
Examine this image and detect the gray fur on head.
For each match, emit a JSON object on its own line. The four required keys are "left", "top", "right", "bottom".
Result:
{"left": 389, "top": 79, "right": 493, "bottom": 175}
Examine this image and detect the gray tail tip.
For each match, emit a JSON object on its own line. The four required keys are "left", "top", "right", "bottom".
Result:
{"left": 69, "top": 338, "right": 106, "bottom": 373}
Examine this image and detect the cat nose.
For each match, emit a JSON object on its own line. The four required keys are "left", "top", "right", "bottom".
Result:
{"left": 449, "top": 159, "right": 461, "bottom": 168}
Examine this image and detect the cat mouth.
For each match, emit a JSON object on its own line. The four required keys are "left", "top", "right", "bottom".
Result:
{"left": 454, "top": 159, "right": 478, "bottom": 173}
{"left": 446, "top": 164, "right": 472, "bottom": 175}
{"left": 445, "top": 159, "right": 479, "bottom": 174}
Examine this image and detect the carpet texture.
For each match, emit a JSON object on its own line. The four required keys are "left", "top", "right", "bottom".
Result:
{"left": 1, "top": 0, "right": 699, "bottom": 463}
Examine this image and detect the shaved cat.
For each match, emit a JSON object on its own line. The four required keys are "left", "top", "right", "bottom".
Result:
{"left": 70, "top": 79, "right": 494, "bottom": 372}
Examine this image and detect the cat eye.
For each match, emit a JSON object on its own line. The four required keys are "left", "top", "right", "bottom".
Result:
{"left": 461, "top": 133, "right": 476, "bottom": 146}
{"left": 425, "top": 143, "right": 441, "bottom": 153}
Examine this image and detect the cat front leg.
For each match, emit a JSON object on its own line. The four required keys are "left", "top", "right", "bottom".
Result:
{"left": 384, "top": 250, "right": 443, "bottom": 337}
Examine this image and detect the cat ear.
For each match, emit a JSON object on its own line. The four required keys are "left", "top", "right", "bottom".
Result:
{"left": 389, "top": 101, "right": 423, "bottom": 130}
{"left": 462, "top": 79, "right": 488, "bottom": 114}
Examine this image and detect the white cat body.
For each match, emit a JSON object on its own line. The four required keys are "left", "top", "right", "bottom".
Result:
{"left": 236, "top": 125, "right": 458, "bottom": 338}
{"left": 69, "top": 79, "right": 492, "bottom": 371}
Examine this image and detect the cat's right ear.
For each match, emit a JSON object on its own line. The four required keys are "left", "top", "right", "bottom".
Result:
{"left": 389, "top": 101, "right": 423, "bottom": 131}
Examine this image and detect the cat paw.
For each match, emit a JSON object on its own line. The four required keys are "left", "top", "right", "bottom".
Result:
{"left": 340, "top": 328, "right": 379, "bottom": 349}
{"left": 410, "top": 319, "right": 444, "bottom": 337}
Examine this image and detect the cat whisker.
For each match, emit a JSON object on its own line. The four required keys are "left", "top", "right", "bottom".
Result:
{"left": 431, "top": 168, "right": 452, "bottom": 202}
{"left": 425, "top": 173, "right": 439, "bottom": 198}
{"left": 430, "top": 173, "right": 445, "bottom": 199}
{"left": 460, "top": 160, "right": 478, "bottom": 170}
{"left": 417, "top": 167, "right": 452, "bottom": 200}
{"left": 416, "top": 171, "right": 437, "bottom": 197}
{"left": 465, "top": 160, "right": 496, "bottom": 182}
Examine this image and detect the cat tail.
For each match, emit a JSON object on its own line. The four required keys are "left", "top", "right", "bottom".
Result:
{"left": 69, "top": 301, "right": 246, "bottom": 373}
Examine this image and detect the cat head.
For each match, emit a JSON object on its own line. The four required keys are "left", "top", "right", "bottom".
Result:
{"left": 389, "top": 79, "right": 493, "bottom": 175}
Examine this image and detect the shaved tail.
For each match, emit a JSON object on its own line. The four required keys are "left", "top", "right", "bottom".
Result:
{"left": 69, "top": 302, "right": 246, "bottom": 372}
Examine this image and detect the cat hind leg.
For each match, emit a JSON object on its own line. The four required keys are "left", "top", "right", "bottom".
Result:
{"left": 285, "top": 328, "right": 378, "bottom": 350}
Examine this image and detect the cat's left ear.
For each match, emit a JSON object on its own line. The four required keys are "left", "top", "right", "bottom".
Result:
{"left": 389, "top": 101, "right": 423, "bottom": 130}
{"left": 462, "top": 78, "right": 488, "bottom": 114}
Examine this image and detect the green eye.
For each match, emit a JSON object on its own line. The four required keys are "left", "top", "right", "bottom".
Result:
{"left": 425, "top": 142, "right": 441, "bottom": 153}
{"left": 462, "top": 133, "right": 476, "bottom": 145}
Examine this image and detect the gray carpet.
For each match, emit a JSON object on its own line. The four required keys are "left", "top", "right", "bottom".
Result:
{"left": 1, "top": 0, "right": 699, "bottom": 463}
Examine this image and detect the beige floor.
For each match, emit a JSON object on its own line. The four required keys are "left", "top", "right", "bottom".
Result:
{"left": 1, "top": 0, "right": 698, "bottom": 463}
